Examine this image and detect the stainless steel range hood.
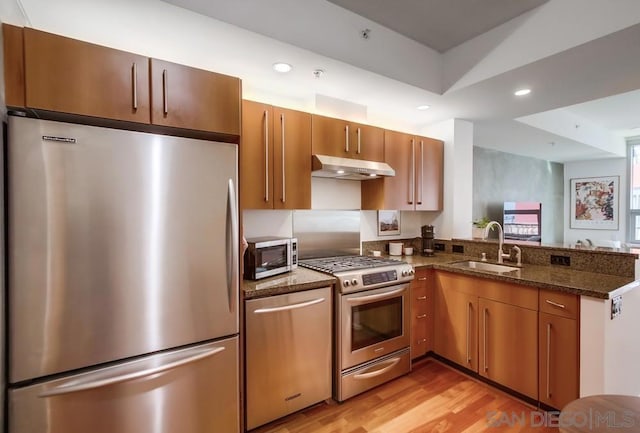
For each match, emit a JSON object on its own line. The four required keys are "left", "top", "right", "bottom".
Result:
{"left": 311, "top": 154, "right": 395, "bottom": 180}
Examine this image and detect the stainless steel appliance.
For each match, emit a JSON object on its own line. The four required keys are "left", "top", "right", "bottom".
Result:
{"left": 299, "top": 256, "right": 414, "bottom": 401}
{"left": 6, "top": 116, "right": 240, "bottom": 433}
{"left": 243, "top": 236, "right": 298, "bottom": 280}
{"left": 245, "top": 287, "right": 332, "bottom": 430}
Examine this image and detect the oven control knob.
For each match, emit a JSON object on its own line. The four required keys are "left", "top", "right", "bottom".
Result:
{"left": 351, "top": 279, "right": 358, "bottom": 286}
{"left": 343, "top": 279, "right": 350, "bottom": 287}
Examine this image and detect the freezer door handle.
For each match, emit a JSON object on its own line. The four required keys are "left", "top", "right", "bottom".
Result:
{"left": 38, "top": 346, "right": 226, "bottom": 398}
{"left": 227, "top": 178, "right": 239, "bottom": 312}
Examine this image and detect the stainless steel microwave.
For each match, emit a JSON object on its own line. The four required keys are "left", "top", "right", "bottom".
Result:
{"left": 244, "top": 237, "right": 298, "bottom": 280}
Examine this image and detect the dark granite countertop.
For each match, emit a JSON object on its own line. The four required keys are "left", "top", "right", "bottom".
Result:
{"left": 242, "top": 253, "right": 638, "bottom": 300}
{"left": 397, "top": 253, "right": 637, "bottom": 299}
{"left": 243, "top": 267, "right": 336, "bottom": 300}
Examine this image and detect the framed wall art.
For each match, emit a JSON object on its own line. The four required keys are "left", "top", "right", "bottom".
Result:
{"left": 570, "top": 176, "right": 619, "bottom": 230}
{"left": 377, "top": 210, "right": 401, "bottom": 236}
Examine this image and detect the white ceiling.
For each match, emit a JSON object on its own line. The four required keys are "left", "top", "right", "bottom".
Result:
{"left": 10, "top": 0, "right": 637, "bottom": 164}
{"left": 326, "top": 0, "right": 549, "bottom": 53}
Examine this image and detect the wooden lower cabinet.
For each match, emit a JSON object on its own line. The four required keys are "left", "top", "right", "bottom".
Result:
{"left": 410, "top": 269, "right": 433, "bottom": 359}
{"left": 478, "top": 298, "right": 538, "bottom": 399}
{"left": 539, "top": 312, "right": 579, "bottom": 409}
{"left": 433, "top": 273, "right": 478, "bottom": 371}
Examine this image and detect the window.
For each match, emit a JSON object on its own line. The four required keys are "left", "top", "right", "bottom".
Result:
{"left": 628, "top": 138, "right": 640, "bottom": 242}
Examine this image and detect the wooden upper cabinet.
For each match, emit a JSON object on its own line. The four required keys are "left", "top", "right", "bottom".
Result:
{"left": 272, "top": 106, "right": 312, "bottom": 209}
{"left": 150, "top": 59, "right": 240, "bottom": 135}
{"left": 415, "top": 136, "right": 444, "bottom": 211}
{"left": 311, "top": 115, "right": 384, "bottom": 161}
{"left": 240, "top": 101, "right": 273, "bottom": 210}
{"left": 240, "top": 101, "right": 311, "bottom": 210}
{"left": 23, "top": 28, "right": 150, "bottom": 123}
{"left": 3, "top": 24, "right": 25, "bottom": 108}
{"left": 361, "top": 131, "right": 443, "bottom": 211}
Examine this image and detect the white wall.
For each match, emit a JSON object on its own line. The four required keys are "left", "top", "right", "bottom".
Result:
{"left": 422, "top": 119, "right": 474, "bottom": 239}
{"left": 563, "top": 158, "right": 627, "bottom": 245}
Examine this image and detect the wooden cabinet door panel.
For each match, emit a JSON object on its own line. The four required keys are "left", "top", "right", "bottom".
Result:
{"left": 415, "top": 137, "right": 444, "bottom": 211}
{"left": 150, "top": 59, "right": 240, "bottom": 135}
{"left": 311, "top": 115, "right": 349, "bottom": 157}
{"left": 273, "top": 107, "right": 312, "bottom": 209}
{"left": 479, "top": 298, "right": 538, "bottom": 399}
{"left": 3, "top": 24, "right": 25, "bottom": 107}
{"left": 539, "top": 312, "right": 578, "bottom": 409}
{"left": 240, "top": 101, "right": 273, "bottom": 209}
{"left": 434, "top": 284, "right": 478, "bottom": 371}
{"left": 352, "top": 123, "right": 384, "bottom": 162}
{"left": 24, "top": 28, "right": 150, "bottom": 123}
{"left": 381, "top": 130, "right": 414, "bottom": 210}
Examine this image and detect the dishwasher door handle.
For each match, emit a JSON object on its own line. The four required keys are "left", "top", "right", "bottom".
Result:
{"left": 253, "top": 297, "right": 325, "bottom": 314}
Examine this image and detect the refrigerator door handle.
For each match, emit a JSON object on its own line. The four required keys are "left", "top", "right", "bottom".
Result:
{"left": 226, "top": 178, "right": 239, "bottom": 312}
{"left": 38, "top": 346, "right": 226, "bottom": 398}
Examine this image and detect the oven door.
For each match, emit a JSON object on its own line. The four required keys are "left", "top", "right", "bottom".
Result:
{"left": 339, "top": 283, "right": 411, "bottom": 370}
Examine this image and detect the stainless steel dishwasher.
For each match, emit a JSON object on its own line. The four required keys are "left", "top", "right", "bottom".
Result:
{"left": 245, "top": 286, "right": 332, "bottom": 430}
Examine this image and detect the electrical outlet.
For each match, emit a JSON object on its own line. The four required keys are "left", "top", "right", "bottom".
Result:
{"left": 434, "top": 243, "right": 445, "bottom": 251}
{"left": 452, "top": 244, "right": 464, "bottom": 254}
{"left": 611, "top": 295, "right": 623, "bottom": 319}
{"left": 550, "top": 255, "right": 571, "bottom": 266}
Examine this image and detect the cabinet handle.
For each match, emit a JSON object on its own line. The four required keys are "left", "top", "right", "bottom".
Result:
{"left": 416, "top": 296, "right": 427, "bottom": 300}
{"left": 416, "top": 314, "right": 427, "bottom": 319}
{"left": 345, "top": 125, "right": 350, "bottom": 153}
{"left": 162, "top": 69, "right": 169, "bottom": 115}
{"left": 417, "top": 338, "right": 427, "bottom": 345}
{"left": 131, "top": 63, "right": 138, "bottom": 110}
{"left": 281, "top": 114, "right": 286, "bottom": 203}
{"left": 418, "top": 277, "right": 427, "bottom": 281}
{"left": 264, "top": 110, "right": 269, "bottom": 202}
{"left": 545, "top": 299, "right": 566, "bottom": 309}
{"left": 546, "top": 322, "right": 552, "bottom": 399}
{"left": 357, "top": 127, "right": 361, "bottom": 154}
{"left": 417, "top": 140, "right": 424, "bottom": 205}
{"left": 483, "top": 308, "right": 489, "bottom": 372}
{"left": 409, "top": 139, "right": 415, "bottom": 205}
{"left": 466, "top": 302, "right": 472, "bottom": 364}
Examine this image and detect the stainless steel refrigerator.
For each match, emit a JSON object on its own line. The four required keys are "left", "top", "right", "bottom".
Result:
{"left": 5, "top": 116, "right": 240, "bottom": 433}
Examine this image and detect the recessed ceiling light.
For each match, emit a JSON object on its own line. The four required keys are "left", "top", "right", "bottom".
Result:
{"left": 514, "top": 88, "right": 531, "bottom": 96}
{"left": 416, "top": 105, "right": 430, "bottom": 110}
{"left": 273, "top": 62, "right": 292, "bottom": 73}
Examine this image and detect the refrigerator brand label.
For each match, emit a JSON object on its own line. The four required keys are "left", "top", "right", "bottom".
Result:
{"left": 42, "top": 135, "right": 76, "bottom": 143}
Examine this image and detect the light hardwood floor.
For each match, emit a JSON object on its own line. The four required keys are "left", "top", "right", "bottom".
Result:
{"left": 252, "top": 358, "right": 559, "bottom": 433}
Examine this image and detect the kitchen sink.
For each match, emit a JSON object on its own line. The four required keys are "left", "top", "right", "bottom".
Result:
{"left": 449, "top": 260, "right": 521, "bottom": 275}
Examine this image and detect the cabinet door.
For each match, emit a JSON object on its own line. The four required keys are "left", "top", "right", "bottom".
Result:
{"left": 23, "top": 28, "right": 150, "bottom": 123}
{"left": 240, "top": 101, "right": 273, "bottom": 209}
{"left": 3, "top": 24, "right": 25, "bottom": 108}
{"left": 479, "top": 298, "right": 538, "bottom": 399}
{"left": 411, "top": 284, "right": 428, "bottom": 359}
{"left": 415, "top": 136, "right": 444, "bottom": 211}
{"left": 311, "top": 115, "right": 350, "bottom": 158}
{"left": 273, "top": 107, "right": 312, "bottom": 209}
{"left": 150, "top": 59, "right": 240, "bottom": 135}
{"left": 433, "top": 285, "right": 478, "bottom": 371}
{"left": 352, "top": 123, "right": 384, "bottom": 162}
{"left": 380, "top": 130, "right": 414, "bottom": 210}
{"left": 539, "top": 312, "right": 578, "bottom": 409}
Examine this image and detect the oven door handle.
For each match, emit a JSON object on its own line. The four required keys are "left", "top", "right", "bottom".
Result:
{"left": 346, "top": 287, "right": 406, "bottom": 305}
{"left": 353, "top": 357, "right": 401, "bottom": 380}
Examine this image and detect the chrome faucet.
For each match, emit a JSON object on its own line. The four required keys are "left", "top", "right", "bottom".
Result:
{"left": 483, "top": 221, "right": 510, "bottom": 264}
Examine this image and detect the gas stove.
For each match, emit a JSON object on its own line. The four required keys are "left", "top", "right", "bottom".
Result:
{"left": 299, "top": 255, "right": 414, "bottom": 293}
